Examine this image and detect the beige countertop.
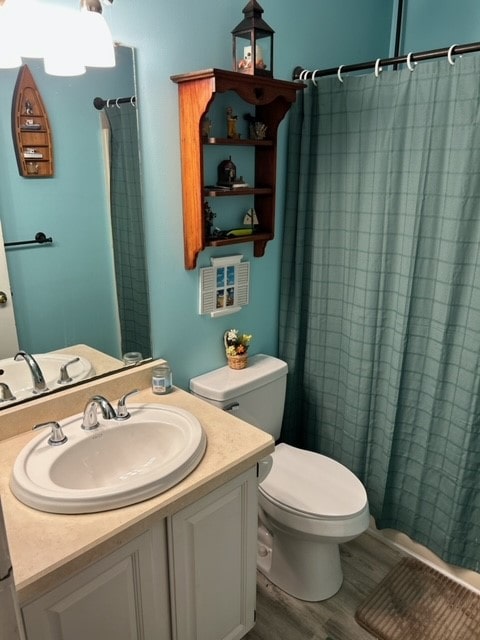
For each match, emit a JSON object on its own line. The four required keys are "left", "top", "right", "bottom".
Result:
{"left": 0, "top": 381, "right": 274, "bottom": 605}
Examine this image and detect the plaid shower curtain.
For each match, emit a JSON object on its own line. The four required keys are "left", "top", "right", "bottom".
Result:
{"left": 105, "top": 103, "right": 151, "bottom": 359}
{"left": 280, "top": 56, "right": 480, "bottom": 572}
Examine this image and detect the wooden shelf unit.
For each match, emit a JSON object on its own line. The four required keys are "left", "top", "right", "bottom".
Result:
{"left": 12, "top": 65, "right": 54, "bottom": 178}
{"left": 171, "top": 68, "right": 304, "bottom": 269}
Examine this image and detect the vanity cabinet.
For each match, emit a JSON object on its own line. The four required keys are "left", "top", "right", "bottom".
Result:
{"left": 21, "top": 523, "right": 170, "bottom": 640}
{"left": 170, "top": 68, "right": 304, "bottom": 269}
{"left": 168, "top": 467, "right": 258, "bottom": 640}
{"left": 20, "top": 467, "right": 258, "bottom": 640}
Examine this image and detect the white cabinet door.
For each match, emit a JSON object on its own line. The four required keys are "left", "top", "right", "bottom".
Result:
{"left": 22, "top": 523, "right": 170, "bottom": 640}
{"left": 168, "top": 467, "right": 258, "bottom": 640}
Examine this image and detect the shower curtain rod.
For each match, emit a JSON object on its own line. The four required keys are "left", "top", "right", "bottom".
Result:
{"left": 292, "top": 40, "right": 480, "bottom": 80}
{"left": 93, "top": 95, "right": 136, "bottom": 110}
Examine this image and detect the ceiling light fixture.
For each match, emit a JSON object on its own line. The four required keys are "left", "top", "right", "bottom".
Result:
{"left": 0, "top": 0, "right": 115, "bottom": 75}
{"left": 79, "top": 0, "right": 115, "bottom": 68}
{"left": 44, "top": 7, "right": 86, "bottom": 76}
{"left": 0, "top": 1, "right": 22, "bottom": 68}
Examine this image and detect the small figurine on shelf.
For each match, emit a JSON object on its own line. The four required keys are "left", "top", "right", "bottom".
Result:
{"left": 244, "top": 113, "right": 267, "bottom": 140}
{"left": 26, "top": 162, "right": 39, "bottom": 175}
{"left": 217, "top": 156, "right": 237, "bottom": 187}
{"left": 238, "top": 46, "right": 267, "bottom": 72}
{"left": 243, "top": 208, "right": 259, "bottom": 229}
{"left": 202, "top": 116, "right": 212, "bottom": 138}
{"left": 204, "top": 201, "right": 216, "bottom": 238}
{"left": 226, "top": 106, "right": 239, "bottom": 139}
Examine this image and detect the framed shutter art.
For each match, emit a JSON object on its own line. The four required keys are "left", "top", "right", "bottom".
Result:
{"left": 199, "top": 255, "right": 250, "bottom": 317}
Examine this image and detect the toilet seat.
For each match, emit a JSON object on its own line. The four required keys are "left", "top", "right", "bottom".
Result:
{"left": 259, "top": 443, "right": 368, "bottom": 519}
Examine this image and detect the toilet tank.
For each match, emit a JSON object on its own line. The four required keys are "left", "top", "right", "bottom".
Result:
{"left": 189, "top": 354, "right": 288, "bottom": 440}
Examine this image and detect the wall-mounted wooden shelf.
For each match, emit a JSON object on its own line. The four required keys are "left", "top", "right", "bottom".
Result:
{"left": 171, "top": 68, "right": 304, "bottom": 269}
{"left": 11, "top": 65, "right": 54, "bottom": 178}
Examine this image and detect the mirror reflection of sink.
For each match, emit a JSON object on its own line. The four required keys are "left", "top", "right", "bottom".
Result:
{"left": 0, "top": 353, "right": 94, "bottom": 404}
{"left": 10, "top": 404, "right": 207, "bottom": 514}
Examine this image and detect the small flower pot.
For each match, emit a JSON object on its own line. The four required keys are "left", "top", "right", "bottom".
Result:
{"left": 227, "top": 354, "right": 248, "bottom": 369}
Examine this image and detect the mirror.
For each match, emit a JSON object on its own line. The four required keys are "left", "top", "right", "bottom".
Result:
{"left": 0, "top": 46, "right": 151, "bottom": 410}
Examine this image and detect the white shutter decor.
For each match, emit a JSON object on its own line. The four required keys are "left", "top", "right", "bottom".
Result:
{"left": 199, "top": 255, "right": 250, "bottom": 317}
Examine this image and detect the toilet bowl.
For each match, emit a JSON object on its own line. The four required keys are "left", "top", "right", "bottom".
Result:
{"left": 189, "top": 354, "right": 370, "bottom": 602}
{"left": 257, "top": 442, "right": 369, "bottom": 600}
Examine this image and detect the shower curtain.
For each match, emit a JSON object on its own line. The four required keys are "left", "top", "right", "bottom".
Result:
{"left": 280, "top": 56, "right": 480, "bottom": 572}
{"left": 104, "top": 103, "right": 151, "bottom": 358}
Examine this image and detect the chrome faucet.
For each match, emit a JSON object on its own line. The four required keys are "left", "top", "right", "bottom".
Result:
{"left": 57, "top": 357, "right": 80, "bottom": 385}
{"left": 0, "top": 383, "right": 16, "bottom": 402}
{"left": 14, "top": 350, "right": 47, "bottom": 394}
{"left": 82, "top": 395, "right": 116, "bottom": 430}
{"left": 116, "top": 389, "right": 139, "bottom": 420}
{"left": 33, "top": 421, "right": 68, "bottom": 446}
{"left": 0, "top": 370, "right": 15, "bottom": 402}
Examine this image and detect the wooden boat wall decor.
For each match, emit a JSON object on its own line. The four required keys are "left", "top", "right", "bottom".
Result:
{"left": 11, "top": 65, "right": 54, "bottom": 178}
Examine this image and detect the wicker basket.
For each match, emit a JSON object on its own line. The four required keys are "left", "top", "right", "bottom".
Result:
{"left": 227, "top": 354, "right": 248, "bottom": 369}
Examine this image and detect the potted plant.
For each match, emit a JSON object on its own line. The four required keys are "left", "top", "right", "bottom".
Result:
{"left": 224, "top": 329, "right": 252, "bottom": 369}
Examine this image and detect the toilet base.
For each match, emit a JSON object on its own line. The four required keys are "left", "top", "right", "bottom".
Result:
{"left": 257, "top": 522, "right": 343, "bottom": 601}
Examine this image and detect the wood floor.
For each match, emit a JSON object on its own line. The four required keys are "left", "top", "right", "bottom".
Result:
{"left": 245, "top": 530, "right": 405, "bottom": 640}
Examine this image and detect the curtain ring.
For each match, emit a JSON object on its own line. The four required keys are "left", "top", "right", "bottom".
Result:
{"left": 447, "top": 44, "right": 458, "bottom": 65}
{"left": 115, "top": 98, "right": 121, "bottom": 108}
{"left": 406, "top": 52, "right": 417, "bottom": 72}
{"left": 311, "top": 69, "right": 320, "bottom": 87}
{"left": 299, "top": 69, "right": 307, "bottom": 80}
{"left": 106, "top": 99, "right": 112, "bottom": 108}
{"left": 130, "top": 96, "right": 136, "bottom": 107}
{"left": 337, "top": 65, "right": 344, "bottom": 83}
{"left": 374, "top": 58, "right": 383, "bottom": 78}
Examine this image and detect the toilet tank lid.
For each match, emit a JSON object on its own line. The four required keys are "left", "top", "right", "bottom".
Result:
{"left": 189, "top": 354, "right": 288, "bottom": 402}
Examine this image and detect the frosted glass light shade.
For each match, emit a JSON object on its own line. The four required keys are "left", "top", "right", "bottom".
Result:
{"left": 0, "top": 0, "right": 115, "bottom": 76}
{"left": 80, "top": 10, "right": 115, "bottom": 68}
{"left": 0, "top": 0, "right": 21, "bottom": 67}
{"left": 43, "top": 8, "right": 86, "bottom": 76}
{"left": 16, "top": 0, "right": 49, "bottom": 58}
{"left": 44, "top": 53, "right": 86, "bottom": 77}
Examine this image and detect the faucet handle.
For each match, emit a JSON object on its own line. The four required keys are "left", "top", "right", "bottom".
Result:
{"left": 57, "top": 357, "right": 80, "bottom": 384}
{"left": 116, "top": 389, "right": 140, "bottom": 420}
{"left": 33, "top": 421, "right": 68, "bottom": 446}
{"left": 0, "top": 383, "right": 16, "bottom": 402}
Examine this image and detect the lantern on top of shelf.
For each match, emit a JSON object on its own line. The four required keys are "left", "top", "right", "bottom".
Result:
{"left": 232, "top": 0, "right": 274, "bottom": 78}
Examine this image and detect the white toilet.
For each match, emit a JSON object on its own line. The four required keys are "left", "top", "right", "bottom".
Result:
{"left": 190, "top": 353, "right": 370, "bottom": 601}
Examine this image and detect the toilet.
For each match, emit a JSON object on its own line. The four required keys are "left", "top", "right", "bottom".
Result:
{"left": 189, "top": 353, "right": 370, "bottom": 601}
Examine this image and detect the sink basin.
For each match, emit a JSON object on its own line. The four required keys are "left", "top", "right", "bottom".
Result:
{"left": 10, "top": 404, "right": 207, "bottom": 514}
{"left": 0, "top": 353, "right": 94, "bottom": 404}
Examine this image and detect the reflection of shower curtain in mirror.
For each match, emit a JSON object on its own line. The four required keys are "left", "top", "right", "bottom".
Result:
{"left": 104, "top": 104, "right": 151, "bottom": 358}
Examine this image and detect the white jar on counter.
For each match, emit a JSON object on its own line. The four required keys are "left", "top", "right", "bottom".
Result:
{"left": 152, "top": 364, "right": 172, "bottom": 394}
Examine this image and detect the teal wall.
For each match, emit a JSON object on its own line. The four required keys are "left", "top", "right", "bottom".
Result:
{"left": 9, "top": 1, "right": 478, "bottom": 391}
{"left": 107, "top": 0, "right": 394, "bottom": 389}
{"left": 401, "top": 0, "right": 480, "bottom": 52}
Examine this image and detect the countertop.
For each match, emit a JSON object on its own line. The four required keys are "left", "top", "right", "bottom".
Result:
{"left": 53, "top": 343, "right": 124, "bottom": 377}
{"left": 0, "top": 385, "right": 274, "bottom": 605}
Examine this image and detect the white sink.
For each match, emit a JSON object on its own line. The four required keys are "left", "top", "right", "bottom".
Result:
{"left": 10, "top": 404, "right": 207, "bottom": 514}
{"left": 0, "top": 353, "right": 94, "bottom": 404}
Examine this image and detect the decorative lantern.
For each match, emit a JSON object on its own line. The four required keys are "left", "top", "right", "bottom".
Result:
{"left": 232, "top": 0, "right": 274, "bottom": 78}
